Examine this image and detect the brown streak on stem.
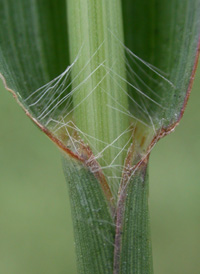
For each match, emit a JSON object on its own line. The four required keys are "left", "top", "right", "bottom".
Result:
{"left": 113, "top": 35, "right": 200, "bottom": 273}
{"left": 113, "top": 143, "right": 149, "bottom": 274}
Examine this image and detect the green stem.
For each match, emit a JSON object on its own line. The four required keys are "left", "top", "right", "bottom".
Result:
{"left": 63, "top": 153, "right": 153, "bottom": 274}
{"left": 62, "top": 155, "right": 115, "bottom": 274}
{"left": 66, "top": 0, "right": 131, "bottom": 196}
{"left": 114, "top": 163, "right": 153, "bottom": 274}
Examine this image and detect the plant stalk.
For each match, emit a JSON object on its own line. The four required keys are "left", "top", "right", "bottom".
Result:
{"left": 114, "top": 163, "right": 153, "bottom": 273}
{"left": 62, "top": 155, "right": 115, "bottom": 274}
{"left": 66, "top": 0, "right": 131, "bottom": 196}
{"left": 66, "top": 1, "right": 153, "bottom": 273}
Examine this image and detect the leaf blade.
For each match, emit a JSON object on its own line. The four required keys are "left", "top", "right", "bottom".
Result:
{"left": 0, "top": 0, "right": 69, "bottom": 109}
{"left": 122, "top": 0, "right": 200, "bottom": 129}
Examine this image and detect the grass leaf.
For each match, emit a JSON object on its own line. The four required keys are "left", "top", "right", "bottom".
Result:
{"left": 122, "top": 0, "right": 200, "bottom": 130}
{"left": 0, "top": 0, "right": 69, "bottom": 116}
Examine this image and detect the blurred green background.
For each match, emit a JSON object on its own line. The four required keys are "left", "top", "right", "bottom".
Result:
{"left": 0, "top": 66, "right": 199, "bottom": 274}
